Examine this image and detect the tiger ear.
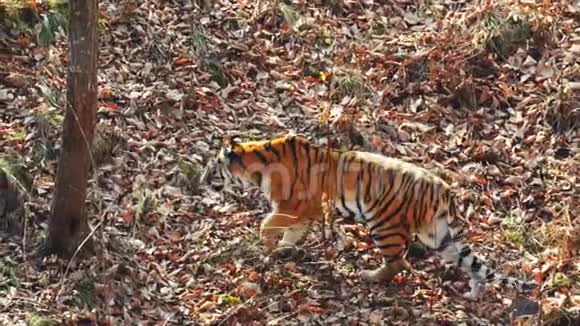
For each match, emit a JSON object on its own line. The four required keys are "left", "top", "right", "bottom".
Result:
{"left": 231, "top": 135, "right": 242, "bottom": 145}
{"left": 222, "top": 134, "right": 242, "bottom": 151}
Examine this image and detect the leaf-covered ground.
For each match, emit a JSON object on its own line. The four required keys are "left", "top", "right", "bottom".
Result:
{"left": 1, "top": 0, "right": 579, "bottom": 325}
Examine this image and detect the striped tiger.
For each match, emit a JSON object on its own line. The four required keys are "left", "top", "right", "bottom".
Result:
{"left": 200, "top": 134, "right": 537, "bottom": 300}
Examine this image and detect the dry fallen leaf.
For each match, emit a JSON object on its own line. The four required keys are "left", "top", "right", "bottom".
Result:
{"left": 0, "top": 1, "right": 577, "bottom": 325}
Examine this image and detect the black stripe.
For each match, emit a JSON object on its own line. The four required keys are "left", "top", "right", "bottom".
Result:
{"left": 364, "top": 164, "right": 372, "bottom": 203}
{"left": 368, "top": 187, "right": 402, "bottom": 231}
{"left": 376, "top": 243, "right": 403, "bottom": 251}
{"left": 288, "top": 137, "right": 299, "bottom": 200}
{"left": 365, "top": 170, "right": 394, "bottom": 215}
{"left": 372, "top": 231, "right": 407, "bottom": 242}
{"left": 450, "top": 230, "right": 463, "bottom": 242}
{"left": 457, "top": 246, "right": 472, "bottom": 267}
{"left": 451, "top": 230, "right": 464, "bottom": 242}
{"left": 292, "top": 200, "right": 302, "bottom": 211}
{"left": 414, "top": 182, "right": 428, "bottom": 229}
{"left": 383, "top": 177, "right": 418, "bottom": 227}
{"left": 320, "top": 148, "right": 331, "bottom": 193}
{"left": 378, "top": 167, "right": 385, "bottom": 193}
{"left": 471, "top": 258, "right": 482, "bottom": 273}
{"left": 433, "top": 183, "right": 441, "bottom": 208}
{"left": 429, "top": 182, "right": 435, "bottom": 204}
{"left": 315, "top": 146, "right": 324, "bottom": 163}
{"left": 369, "top": 175, "right": 412, "bottom": 233}
{"left": 372, "top": 222, "right": 403, "bottom": 234}
{"left": 422, "top": 184, "right": 430, "bottom": 215}
{"left": 253, "top": 172, "right": 263, "bottom": 186}
{"left": 320, "top": 165, "right": 327, "bottom": 193}
{"left": 449, "top": 217, "right": 460, "bottom": 228}
{"left": 340, "top": 192, "right": 354, "bottom": 217}
{"left": 435, "top": 209, "right": 449, "bottom": 220}
{"left": 340, "top": 155, "right": 356, "bottom": 217}
{"left": 343, "top": 154, "right": 356, "bottom": 174}
{"left": 264, "top": 141, "right": 280, "bottom": 160}
{"left": 228, "top": 151, "right": 246, "bottom": 169}
{"left": 253, "top": 150, "right": 269, "bottom": 164}
{"left": 355, "top": 162, "right": 364, "bottom": 219}
{"left": 381, "top": 181, "right": 415, "bottom": 228}
{"left": 434, "top": 231, "right": 452, "bottom": 251}
{"left": 364, "top": 192, "right": 383, "bottom": 217}
{"left": 407, "top": 182, "right": 419, "bottom": 229}
{"left": 301, "top": 142, "right": 312, "bottom": 189}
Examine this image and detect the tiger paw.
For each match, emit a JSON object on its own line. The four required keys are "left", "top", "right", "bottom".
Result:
{"left": 360, "top": 268, "right": 391, "bottom": 282}
{"left": 262, "top": 239, "right": 278, "bottom": 253}
{"left": 462, "top": 291, "right": 479, "bottom": 301}
{"left": 360, "top": 269, "right": 379, "bottom": 282}
{"left": 462, "top": 279, "right": 482, "bottom": 301}
{"left": 274, "top": 246, "right": 298, "bottom": 260}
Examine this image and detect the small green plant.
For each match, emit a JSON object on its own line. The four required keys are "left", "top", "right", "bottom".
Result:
{"left": 26, "top": 314, "right": 58, "bottom": 326}
{"left": 542, "top": 87, "right": 579, "bottom": 133}
{"left": 0, "top": 156, "right": 33, "bottom": 193}
{"left": 501, "top": 213, "right": 543, "bottom": 253}
{"left": 279, "top": 2, "right": 302, "bottom": 29}
{"left": 4, "top": 128, "right": 27, "bottom": 141}
{"left": 332, "top": 70, "right": 371, "bottom": 99}
{"left": 133, "top": 188, "right": 158, "bottom": 224}
{"left": 33, "top": 109, "right": 63, "bottom": 136}
{"left": 370, "top": 18, "right": 387, "bottom": 36}
{"left": 0, "top": 157, "right": 30, "bottom": 235}
{"left": 37, "top": 83, "right": 63, "bottom": 108}
{"left": 37, "top": 6, "right": 67, "bottom": 47}
{"left": 72, "top": 279, "right": 96, "bottom": 310}
{"left": 92, "top": 126, "right": 124, "bottom": 168}
{"left": 47, "top": 0, "right": 69, "bottom": 7}
{"left": 473, "top": 10, "right": 532, "bottom": 59}
{"left": 500, "top": 212, "right": 570, "bottom": 255}
{"left": 177, "top": 159, "right": 203, "bottom": 194}
{"left": 30, "top": 108, "right": 62, "bottom": 164}
{"left": 205, "top": 58, "right": 229, "bottom": 88}
{"left": 550, "top": 272, "right": 572, "bottom": 289}
{"left": 1, "top": 7, "right": 31, "bottom": 38}
{"left": 191, "top": 25, "right": 209, "bottom": 58}
{"left": 0, "top": 0, "right": 68, "bottom": 46}
{"left": 316, "top": 25, "right": 334, "bottom": 48}
{"left": 1, "top": 1, "right": 39, "bottom": 36}
{"left": 220, "top": 294, "right": 242, "bottom": 305}
{"left": 0, "top": 257, "right": 19, "bottom": 291}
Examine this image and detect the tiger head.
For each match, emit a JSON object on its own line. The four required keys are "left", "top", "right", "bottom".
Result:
{"left": 200, "top": 135, "right": 264, "bottom": 194}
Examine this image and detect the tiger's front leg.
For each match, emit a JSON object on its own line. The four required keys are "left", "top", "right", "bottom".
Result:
{"left": 260, "top": 212, "right": 285, "bottom": 252}
{"left": 260, "top": 210, "right": 309, "bottom": 253}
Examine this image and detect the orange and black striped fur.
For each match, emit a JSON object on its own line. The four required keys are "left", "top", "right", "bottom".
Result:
{"left": 201, "top": 135, "right": 536, "bottom": 300}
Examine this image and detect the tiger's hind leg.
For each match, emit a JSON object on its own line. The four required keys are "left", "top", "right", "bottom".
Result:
{"left": 360, "top": 223, "right": 411, "bottom": 283}
{"left": 360, "top": 257, "right": 412, "bottom": 283}
{"left": 417, "top": 210, "right": 484, "bottom": 301}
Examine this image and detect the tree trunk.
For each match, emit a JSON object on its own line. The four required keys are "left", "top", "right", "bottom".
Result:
{"left": 45, "top": 0, "right": 98, "bottom": 258}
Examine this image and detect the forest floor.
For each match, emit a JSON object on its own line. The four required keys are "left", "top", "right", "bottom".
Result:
{"left": 1, "top": 0, "right": 579, "bottom": 325}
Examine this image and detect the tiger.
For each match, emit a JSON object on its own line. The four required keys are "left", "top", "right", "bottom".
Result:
{"left": 200, "top": 134, "right": 537, "bottom": 300}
